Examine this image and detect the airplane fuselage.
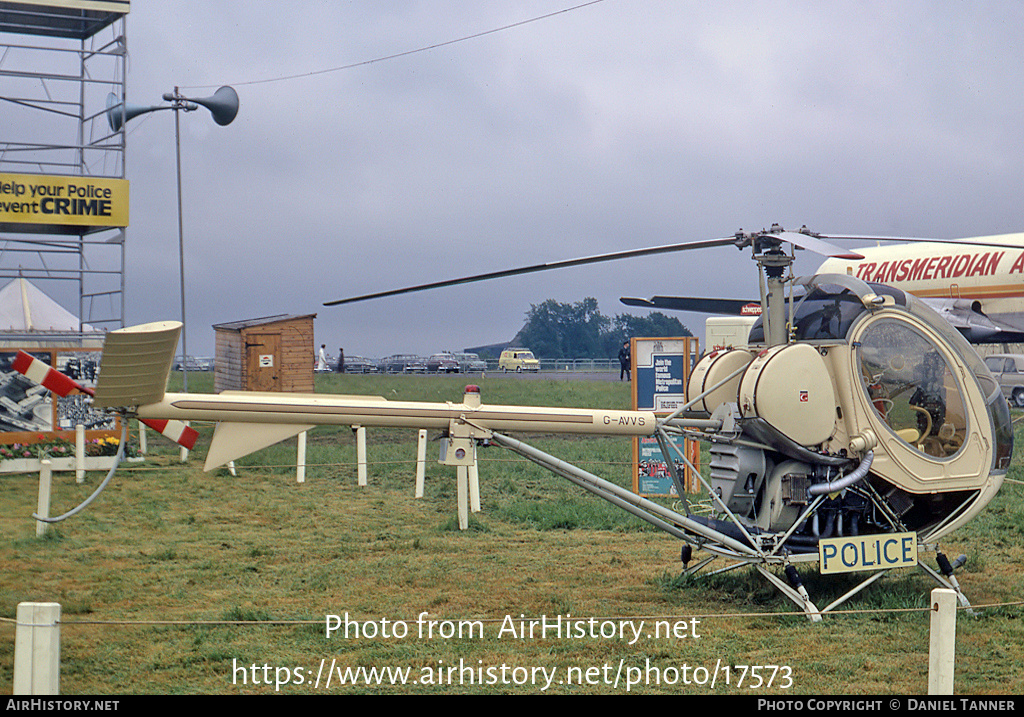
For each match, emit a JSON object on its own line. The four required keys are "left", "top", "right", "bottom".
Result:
{"left": 817, "top": 232, "right": 1024, "bottom": 336}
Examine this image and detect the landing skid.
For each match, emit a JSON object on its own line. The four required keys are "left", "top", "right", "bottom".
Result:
{"left": 489, "top": 430, "right": 976, "bottom": 623}
{"left": 681, "top": 546, "right": 973, "bottom": 621}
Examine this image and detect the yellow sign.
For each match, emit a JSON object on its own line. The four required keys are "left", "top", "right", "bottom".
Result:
{"left": 0, "top": 173, "right": 129, "bottom": 229}
{"left": 818, "top": 532, "right": 918, "bottom": 574}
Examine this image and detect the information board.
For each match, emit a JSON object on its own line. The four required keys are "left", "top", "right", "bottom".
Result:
{"left": 0, "top": 173, "right": 129, "bottom": 231}
{"left": 0, "top": 349, "right": 118, "bottom": 445}
{"left": 630, "top": 336, "right": 699, "bottom": 496}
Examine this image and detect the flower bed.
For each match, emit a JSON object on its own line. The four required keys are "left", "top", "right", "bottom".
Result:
{"left": 1, "top": 435, "right": 142, "bottom": 474}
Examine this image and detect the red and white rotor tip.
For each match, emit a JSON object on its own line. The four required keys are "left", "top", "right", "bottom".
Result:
{"left": 13, "top": 350, "right": 87, "bottom": 397}
{"left": 137, "top": 418, "right": 198, "bottom": 450}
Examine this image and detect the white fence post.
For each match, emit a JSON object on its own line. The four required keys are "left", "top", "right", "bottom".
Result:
{"left": 179, "top": 421, "right": 190, "bottom": 462}
{"left": 415, "top": 429, "right": 427, "bottom": 498}
{"left": 355, "top": 426, "right": 367, "bottom": 486}
{"left": 928, "top": 588, "right": 957, "bottom": 695}
{"left": 296, "top": 430, "right": 307, "bottom": 483}
{"left": 457, "top": 465, "right": 469, "bottom": 530}
{"left": 75, "top": 424, "right": 85, "bottom": 484}
{"left": 14, "top": 602, "right": 61, "bottom": 695}
{"left": 468, "top": 443, "right": 480, "bottom": 513}
{"left": 36, "top": 460, "right": 52, "bottom": 538}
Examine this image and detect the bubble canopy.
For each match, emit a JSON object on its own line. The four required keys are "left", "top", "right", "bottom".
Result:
{"left": 747, "top": 274, "right": 1012, "bottom": 473}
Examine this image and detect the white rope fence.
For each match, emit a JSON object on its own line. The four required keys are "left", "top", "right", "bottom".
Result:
{"left": 9, "top": 592, "right": 1019, "bottom": 695}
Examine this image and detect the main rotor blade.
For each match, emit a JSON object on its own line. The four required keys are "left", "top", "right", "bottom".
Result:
{"left": 774, "top": 231, "right": 864, "bottom": 260}
{"left": 324, "top": 236, "right": 740, "bottom": 306}
{"left": 816, "top": 233, "right": 1024, "bottom": 250}
{"left": 620, "top": 296, "right": 760, "bottom": 315}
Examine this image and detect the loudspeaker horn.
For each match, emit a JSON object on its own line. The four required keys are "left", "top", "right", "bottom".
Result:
{"left": 183, "top": 86, "right": 239, "bottom": 126}
{"left": 105, "top": 93, "right": 165, "bottom": 132}
{"left": 106, "top": 86, "right": 239, "bottom": 132}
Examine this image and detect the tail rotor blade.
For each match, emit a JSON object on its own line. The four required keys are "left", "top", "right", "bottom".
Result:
{"left": 13, "top": 351, "right": 88, "bottom": 397}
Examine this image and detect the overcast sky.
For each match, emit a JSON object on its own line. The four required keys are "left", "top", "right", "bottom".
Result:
{"left": 8, "top": 1, "right": 1024, "bottom": 358}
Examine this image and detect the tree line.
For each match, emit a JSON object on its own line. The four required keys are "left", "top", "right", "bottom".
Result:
{"left": 511, "top": 297, "right": 691, "bottom": 359}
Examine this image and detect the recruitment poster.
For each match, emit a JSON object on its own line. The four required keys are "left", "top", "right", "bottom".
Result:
{"left": 630, "top": 336, "right": 699, "bottom": 496}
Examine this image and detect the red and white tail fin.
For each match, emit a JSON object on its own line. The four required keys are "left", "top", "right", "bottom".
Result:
{"left": 12, "top": 339, "right": 199, "bottom": 451}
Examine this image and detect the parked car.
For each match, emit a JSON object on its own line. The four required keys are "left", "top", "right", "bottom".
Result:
{"left": 453, "top": 352, "right": 487, "bottom": 374}
{"left": 983, "top": 353, "right": 1024, "bottom": 407}
{"left": 379, "top": 354, "right": 427, "bottom": 374}
{"left": 498, "top": 348, "right": 540, "bottom": 372}
{"left": 426, "top": 353, "right": 460, "bottom": 373}
{"left": 402, "top": 357, "right": 428, "bottom": 374}
{"left": 342, "top": 355, "right": 377, "bottom": 374}
{"left": 173, "top": 356, "right": 214, "bottom": 371}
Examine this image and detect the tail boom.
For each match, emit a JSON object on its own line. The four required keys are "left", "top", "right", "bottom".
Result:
{"left": 19, "top": 321, "right": 653, "bottom": 467}
{"left": 137, "top": 391, "right": 656, "bottom": 437}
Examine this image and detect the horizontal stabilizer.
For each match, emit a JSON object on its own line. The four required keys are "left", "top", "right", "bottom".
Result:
{"left": 204, "top": 421, "right": 316, "bottom": 471}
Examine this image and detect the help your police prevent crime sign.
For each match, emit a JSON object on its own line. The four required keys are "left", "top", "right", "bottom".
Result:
{"left": 0, "top": 173, "right": 129, "bottom": 229}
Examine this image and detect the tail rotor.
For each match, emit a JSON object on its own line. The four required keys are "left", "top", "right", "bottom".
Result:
{"left": 11, "top": 351, "right": 198, "bottom": 450}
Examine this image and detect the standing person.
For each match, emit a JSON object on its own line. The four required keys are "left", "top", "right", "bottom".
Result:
{"left": 317, "top": 344, "right": 329, "bottom": 371}
{"left": 337, "top": 348, "right": 345, "bottom": 373}
{"left": 618, "top": 340, "right": 631, "bottom": 381}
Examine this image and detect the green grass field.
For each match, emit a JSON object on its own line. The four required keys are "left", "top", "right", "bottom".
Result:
{"left": 1, "top": 372, "right": 1022, "bottom": 694}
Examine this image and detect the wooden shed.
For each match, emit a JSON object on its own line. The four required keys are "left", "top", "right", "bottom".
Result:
{"left": 213, "top": 314, "right": 316, "bottom": 393}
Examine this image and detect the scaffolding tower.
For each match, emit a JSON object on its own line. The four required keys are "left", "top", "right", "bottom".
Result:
{"left": 0, "top": 2, "right": 130, "bottom": 336}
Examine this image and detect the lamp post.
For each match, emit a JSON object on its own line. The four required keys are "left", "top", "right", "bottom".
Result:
{"left": 106, "top": 86, "right": 239, "bottom": 391}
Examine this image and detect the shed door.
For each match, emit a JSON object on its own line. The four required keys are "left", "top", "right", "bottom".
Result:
{"left": 246, "top": 333, "right": 282, "bottom": 392}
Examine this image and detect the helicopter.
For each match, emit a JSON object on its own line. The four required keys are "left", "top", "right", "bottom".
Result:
{"left": 12, "top": 225, "right": 1015, "bottom": 620}
{"left": 322, "top": 224, "right": 1015, "bottom": 618}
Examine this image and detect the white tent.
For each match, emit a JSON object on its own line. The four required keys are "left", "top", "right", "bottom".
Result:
{"left": 0, "top": 278, "right": 104, "bottom": 347}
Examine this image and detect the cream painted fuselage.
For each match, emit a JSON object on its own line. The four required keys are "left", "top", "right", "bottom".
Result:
{"left": 817, "top": 232, "right": 1024, "bottom": 341}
